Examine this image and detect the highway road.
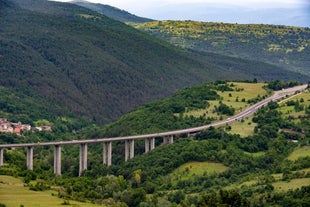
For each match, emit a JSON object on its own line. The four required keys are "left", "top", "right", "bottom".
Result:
{"left": 0, "top": 84, "right": 308, "bottom": 148}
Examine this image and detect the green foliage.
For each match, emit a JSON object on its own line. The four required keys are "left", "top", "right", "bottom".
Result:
{"left": 2, "top": 0, "right": 308, "bottom": 126}
{"left": 127, "top": 188, "right": 146, "bottom": 207}
{"left": 216, "top": 102, "right": 235, "bottom": 116}
{"left": 255, "top": 186, "right": 310, "bottom": 207}
{"left": 198, "top": 190, "right": 250, "bottom": 207}
{"left": 61, "top": 200, "right": 70, "bottom": 205}
{"left": 267, "top": 80, "right": 300, "bottom": 90}
{"left": 0, "top": 86, "right": 94, "bottom": 135}
{"left": 1, "top": 83, "right": 310, "bottom": 207}
{"left": 102, "top": 82, "right": 223, "bottom": 136}
{"left": 1, "top": 0, "right": 267, "bottom": 125}
{"left": 29, "top": 181, "right": 51, "bottom": 191}
{"left": 168, "top": 190, "right": 185, "bottom": 204}
{"left": 133, "top": 21, "right": 310, "bottom": 77}
{"left": 22, "top": 170, "right": 37, "bottom": 184}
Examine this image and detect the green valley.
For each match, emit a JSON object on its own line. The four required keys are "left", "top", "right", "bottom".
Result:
{"left": 0, "top": 0, "right": 260, "bottom": 125}
{"left": 1, "top": 0, "right": 308, "bottom": 125}
{"left": 1, "top": 81, "right": 309, "bottom": 207}
{"left": 1, "top": 0, "right": 310, "bottom": 206}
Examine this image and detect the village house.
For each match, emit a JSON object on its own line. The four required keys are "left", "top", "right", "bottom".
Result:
{"left": 0, "top": 118, "right": 52, "bottom": 134}
{"left": 0, "top": 118, "right": 14, "bottom": 133}
{"left": 35, "top": 125, "right": 52, "bottom": 132}
{"left": 0, "top": 118, "right": 32, "bottom": 135}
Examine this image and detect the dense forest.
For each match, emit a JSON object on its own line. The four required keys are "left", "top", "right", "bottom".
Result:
{"left": 1, "top": 0, "right": 308, "bottom": 125}
{"left": 0, "top": 81, "right": 309, "bottom": 206}
{"left": 132, "top": 21, "right": 310, "bottom": 76}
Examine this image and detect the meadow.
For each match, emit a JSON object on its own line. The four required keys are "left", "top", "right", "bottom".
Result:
{"left": 171, "top": 161, "right": 229, "bottom": 179}
{"left": 288, "top": 146, "right": 310, "bottom": 161}
{"left": 184, "top": 82, "right": 267, "bottom": 119}
{"left": 0, "top": 176, "right": 101, "bottom": 207}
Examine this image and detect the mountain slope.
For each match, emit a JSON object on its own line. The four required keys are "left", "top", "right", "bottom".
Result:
{"left": 132, "top": 21, "right": 310, "bottom": 76}
{"left": 72, "top": 2, "right": 309, "bottom": 77}
{"left": 0, "top": 0, "right": 240, "bottom": 124}
{"left": 71, "top": 0, "right": 154, "bottom": 23}
{"left": 0, "top": 0, "right": 307, "bottom": 125}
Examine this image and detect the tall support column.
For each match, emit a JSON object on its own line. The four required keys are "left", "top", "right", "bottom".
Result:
{"left": 145, "top": 138, "right": 150, "bottom": 153}
{"left": 125, "top": 140, "right": 129, "bottom": 161}
{"left": 27, "top": 146, "right": 33, "bottom": 170}
{"left": 103, "top": 142, "right": 112, "bottom": 166}
{"left": 0, "top": 148, "right": 3, "bottom": 167}
{"left": 163, "top": 136, "right": 174, "bottom": 145}
{"left": 163, "top": 137, "right": 168, "bottom": 145}
{"left": 54, "top": 145, "right": 61, "bottom": 175}
{"left": 150, "top": 138, "right": 155, "bottom": 150}
{"left": 125, "top": 140, "right": 135, "bottom": 161}
{"left": 145, "top": 138, "right": 155, "bottom": 153}
{"left": 79, "top": 143, "right": 87, "bottom": 176}
{"left": 130, "top": 140, "right": 135, "bottom": 159}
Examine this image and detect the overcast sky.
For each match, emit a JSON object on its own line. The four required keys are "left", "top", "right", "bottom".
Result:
{"left": 57, "top": 0, "right": 308, "bottom": 9}
{"left": 55, "top": 0, "right": 309, "bottom": 26}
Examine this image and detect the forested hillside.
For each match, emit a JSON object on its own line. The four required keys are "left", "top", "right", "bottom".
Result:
{"left": 1, "top": 0, "right": 309, "bottom": 206}
{"left": 1, "top": 0, "right": 307, "bottom": 125}
{"left": 1, "top": 81, "right": 309, "bottom": 207}
{"left": 132, "top": 21, "right": 310, "bottom": 76}
{"left": 0, "top": 0, "right": 234, "bottom": 124}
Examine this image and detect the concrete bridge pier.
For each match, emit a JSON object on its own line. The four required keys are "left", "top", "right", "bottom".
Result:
{"left": 150, "top": 137, "right": 155, "bottom": 150}
{"left": 125, "top": 140, "right": 134, "bottom": 161}
{"left": 79, "top": 144, "right": 87, "bottom": 176}
{"left": 54, "top": 145, "right": 61, "bottom": 175}
{"left": 145, "top": 138, "right": 155, "bottom": 153}
{"left": 163, "top": 136, "right": 174, "bottom": 145}
{"left": 26, "top": 146, "right": 33, "bottom": 170}
{"left": 103, "top": 142, "right": 112, "bottom": 166}
{"left": 0, "top": 148, "right": 3, "bottom": 167}
{"left": 163, "top": 137, "right": 167, "bottom": 145}
{"left": 145, "top": 138, "right": 150, "bottom": 153}
{"left": 169, "top": 136, "right": 174, "bottom": 144}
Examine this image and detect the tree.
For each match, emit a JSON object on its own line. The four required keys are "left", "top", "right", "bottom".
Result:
{"left": 128, "top": 188, "right": 146, "bottom": 207}
{"left": 168, "top": 190, "right": 185, "bottom": 204}
{"left": 133, "top": 169, "right": 142, "bottom": 187}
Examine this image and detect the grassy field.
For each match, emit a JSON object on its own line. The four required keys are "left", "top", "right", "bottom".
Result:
{"left": 0, "top": 175, "right": 101, "bottom": 207}
{"left": 243, "top": 151, "right": 265, "bottom": 157}
{"left": 273, "top": 178, "right": 310, "bottom": 191}
{"left": 225, "top": 167, "right": 310, "bottom": 191}
{"left": 184, "top": 82, "right": 273, "bottom": 138}
{"left": 288, "top": 146, "right": 310, "bottom": 161}
{"left": 219, "top": 82, "right": 268, "bottom": 103}
{"left": 224, "top": 87, "right": 308, "bottom": 138}
{"left": 170, "top": 161, "right": 229, "bottom": 181}
{"left": 184, "top": 82, "right": 267, "bottom": 132}
{"left": 272, "top": 168, "right": 310, "bottom": 181}
{"left": 221, "top": 82, "right": 267, "bottom": 137}
{"left": 226, "top": 116, "right": 257, "bottom": 137}
{"left": 278, "top": 89, "right": 310, "bottom": 118}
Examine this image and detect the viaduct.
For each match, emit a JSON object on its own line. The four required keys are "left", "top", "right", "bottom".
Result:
{"left": 0, "top": 85, "right": 307, "bottom": 176}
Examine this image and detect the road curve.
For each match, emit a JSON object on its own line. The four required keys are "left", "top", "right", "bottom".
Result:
{"left": 0, "top": 84, "right": 308, "bottom": 148}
